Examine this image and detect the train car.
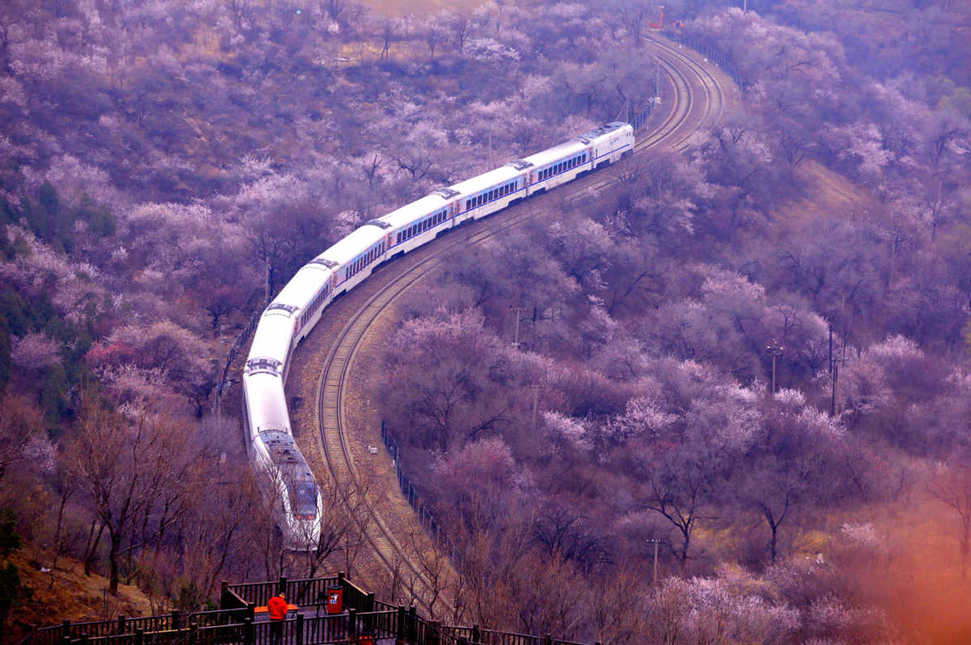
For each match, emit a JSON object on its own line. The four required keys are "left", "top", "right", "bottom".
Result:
{"left": 317, "top": 224, "right": 389, "bottom": 298}
{"left": 374, "top": 192, "right": 454, "bottom": 258}
{"left": 241, "top": 122, "right": 635, "bottom": 551}
{"left": 522, "top": 121, "right": 634, "bottom": 195}
{"left": 449, "top": 165, "right": 527, "bottom": 225}
{"left": 269, "top": 262, "right": 335, "bottom": 347}
{"left": 241, "top": 339, "right": 322, "bottom": 549}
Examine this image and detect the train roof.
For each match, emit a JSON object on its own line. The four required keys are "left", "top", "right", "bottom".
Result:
{"left": 243, "top": 372, "right": 290, "bottom": 435}
{"left": 247, "top": 311, "right": 295, "bottom": 369}
{"left": 319, "top": 224, "right": 387, "bottom": 265}
{"left": 272, "top": 263, "right": 332, "bottom": 311}
{"left": 448, "top": 164, "right": 523, "bottom": 198}
{"left": 372, "top": 193, "right": 449, "bottom": 230}
{"left": 258, "top": 430, "right": 311, "bottom": 470}
{"left": 521, "top": 139, "right": 589, "bottom": 169}
{"left": 521, "top": 122, "right": 631, "bottom": 168}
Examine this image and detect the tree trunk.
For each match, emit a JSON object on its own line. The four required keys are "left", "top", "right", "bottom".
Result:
{"left": 770, "top": 520, "right": 778, "bottom": 563}
{"left": 108, "top": 530, "right": 121, "bottom": 594}
{"left": 83, "top": 519, "right": 105, "bottom": 577}
{"left": 49, "top": 492, "right": 69, "bottom": 588}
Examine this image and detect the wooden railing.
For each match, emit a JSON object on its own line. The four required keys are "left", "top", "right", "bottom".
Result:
{"left": 28, "top": 575, "right": 603, "bottom": 645}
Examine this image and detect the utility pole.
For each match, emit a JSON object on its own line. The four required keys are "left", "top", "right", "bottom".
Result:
{"left": 828, "top": 325, "right": 833, "bottom": 376}
{"left": 531, "top": 385, "right": 540, "bottom": 430}
{"left": 766, "top": 340, "right": 784, "bottom": 395}
{"left": 647, "top": 538, "right": 662, "bottom": 586}
{"left": 656, "top": 56, "right": 661, "bottom": 105}
{"left": 830, "top": 360, "right": 839, "bottom": 417}
{"left": 511, "top": 306, "right": 523, "bottom": 348}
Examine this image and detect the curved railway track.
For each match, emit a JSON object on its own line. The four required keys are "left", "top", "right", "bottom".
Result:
{"left": 288, "top": 34, "right": 734, "bottom": 616}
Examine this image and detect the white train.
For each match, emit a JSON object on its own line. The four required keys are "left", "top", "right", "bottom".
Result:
{"left": 242, "top": 122, "right": 635, "bottom": 550}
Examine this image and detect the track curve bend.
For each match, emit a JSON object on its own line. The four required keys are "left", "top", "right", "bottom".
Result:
{"left": 284, "top": 34, "right": 737, "bottom": 613}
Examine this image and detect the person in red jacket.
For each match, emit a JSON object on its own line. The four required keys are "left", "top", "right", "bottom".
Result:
{"left": 267, "top": 592, "right": 288, "bottom": 645}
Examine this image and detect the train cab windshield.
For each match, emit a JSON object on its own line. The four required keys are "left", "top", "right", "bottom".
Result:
{"left": 293, "top": 481, "right": 317, "bottom": 518}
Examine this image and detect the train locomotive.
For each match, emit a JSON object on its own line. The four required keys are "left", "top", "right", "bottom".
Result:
{"left": 242, "top": 122, "right": 634, "bottom": 550}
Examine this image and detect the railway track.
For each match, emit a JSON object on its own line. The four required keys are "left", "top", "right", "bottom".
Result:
{"left": 289, "top": 34, "right": 733, "bottom": 617}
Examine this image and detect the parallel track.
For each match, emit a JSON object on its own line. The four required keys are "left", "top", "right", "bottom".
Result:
{"left": 299, "top": 35, "right": 731, "bottom": 614}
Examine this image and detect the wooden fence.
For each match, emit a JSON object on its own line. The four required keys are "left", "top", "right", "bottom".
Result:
{"left": 27, "top": 575, "right": 602, "bottom": 645}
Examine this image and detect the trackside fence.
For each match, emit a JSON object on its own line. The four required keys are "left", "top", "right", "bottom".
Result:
{"left": 381, "top": 421, "right": 459, "bottom": 563}
{"left": 675, "top": 33, "right": 743, "bottom": 87}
